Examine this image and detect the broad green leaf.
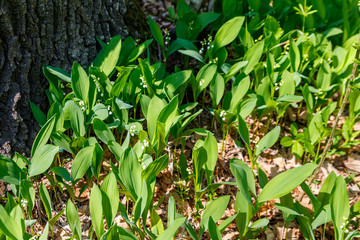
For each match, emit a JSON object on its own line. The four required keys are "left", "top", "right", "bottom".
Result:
{"left": 158, "top": 96, "right": 179, "bottom": 135}
{"left": 243, "top": 40, "right": 264, "bottom": 75}
{"left": 127, "top": 39, "right": 153, "bottom": 63}
{"left": 92, "top": 35, "right": 122, "bottom": 76}
{"left": 47, "top": 66, "right": 71, "bottom": 83}
{"left": 250, "top": 218, "right": 269, "bottom": 228}
{"left": 157, "top": 217, "right": 186, "bottom": 240}
{"left": 0, "top": 204, "right": 23, "bottom": 240}
{"left": 51, "top": 166, "right": 72, "bottom": 182}
{"left": 71, "top": 62, "right": 89, "bottom": 102}
{"left": 210, "top": 73, "right": 225, "bottom": 108}
{"left": 147, "top": 96, "right": 166, "bottom": 140}
{"left": 70, "top": 146, "right": 94, "bottom": 181}
{"left": 151, "top": 209, "right": 164, "bottom": 235}
{"left": 238, "top": 115, "right": 250, "bottom": 146}
{"left": 148, "top": 16, "right": 164, "bottom": 54}
{"left": 168, "top": 195, "right": 176, "bottom": 228}
{"left": 195, "top": 63, "right": 217, "bottom": 99}
{"left": 119, "top": 148, "right": 142, "bottom": 200}
{"left": 229, "top": 76, "right": 250, "bottom": 113}
{"left": 30, "top": 101, "right": 47, "bottom": 126}
{"left": 0, "top": 155, "right": 22, "bottom": 185}
{"left": 204, "top": 133, "right": 218, "bottom": 185}
{"left": 330, "top": 176, "right": 350, "bottom": 240}
{"left": 142, "top": 154, "right": 168, "bottom": 182}
{"left": 20, "top": 180, "right": 35, "bottom": 216}
{"left": 213, "top": 16, "right": 244, "bottom": 52}
{"left": 318, "top": 171, "right": 337, "bottom": 206}
{"left": 39, "top": 182, "right": 52, "bottom": 220}
{"left": 93, "top": 118, "right": 115, "bottom": 144}
{"left": 258, "top": 163, "right": 317, "bottom": 202}
{"left": 66, "top": 100, "right": 86, "bottom": 138}
{"left": 101, "top": 172, "right": 119, "bottom": 227}
{"left": 277, "top": 95, "right": 303, "bottom": 103}
{"left": 48, "top": 209, "right": 65, "bottom": 227}
{"left": 230, "top": 159, "right": 256, "bottom": 195}
{"left": 28, "top": 144, "right": 59, "bottom": 177}
{"left": 255, "top": 126, "right": 281, "bottom": 157}
{"left": 200, "top": 195, "right": 230, "bottom": 233}
{"left": 208, "top": 217, "right": 222, "bottom": 240}
{"left": 39, "top": 223, "right": 49, "bottom": 240}
{"left": 289, "top": 38, "right": 300, "bottom": 72}
{"left": 225, "top": 61, "right": 248, "bottom": 81}
{"left": 66, "top": 200, "right": 82, "bottom": 240}
{"left": 31, "top": 115, "right": 56, "bottom": 157}
{"left": 164, "top": 70, "right": 192, "bottom": 100}
{"left": 178, "top": 50, "right": 204, "bottom": 62}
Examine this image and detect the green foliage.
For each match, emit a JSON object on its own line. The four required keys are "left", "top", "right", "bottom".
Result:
{"left": 0, "top": 1, "right": 360, "bottom": 238}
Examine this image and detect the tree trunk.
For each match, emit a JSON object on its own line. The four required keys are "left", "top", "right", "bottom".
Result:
{"left": 0, "top": 0, "right": 150, "bottom": 157}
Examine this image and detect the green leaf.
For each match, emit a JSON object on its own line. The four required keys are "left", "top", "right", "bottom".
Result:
{"left": 142, "top": 154, "right": 168, "bottom": 182}
{"left": 101, "top": 172, "right": 119, "bottom": 228}
{"left": 151, "top": 209, "right": 164, "bottom": 235}
{"left": 238, "top": 115, "right": 250, "bottom": 146}
{"left": 148, "top": 16, "right": 164, "bottom": 55}
{"left": 39, "top": 223, "right": 49, "bottom": 240}
{"left": 229, "top": 76, "right": 250, "bottom": 113}
{"left": 118, "top": 148, "right": 142, "bottom": 200}
{"left": 258, "top": 163, "right": 317, "bottom": 203}
{"left": 47, "top": 66, "right": 71, "bottom": 83}
{"left": 195, "top": 63, "right": 217, "bottom": 99}
{"left": 164, "top": 70, "right": 192, "bottom": 100}
{"left": 289, "top": 38, "right": 300, "bottom": 72}
{"left": 147, "top": 96, "right": 166, "bottom": 141}
{"left": 158, "top": 95, "right": 179, "bottom": 135}
{"left": 243, "top": 40, "right": 264, "bottom": 75}
{"left": 330, "top": 176, "right": 350, "bottom": 240}
{"left": 210, "top": 73, "right": 225, "bottom": 108}
{"left": 0, "top": 204, "right": 23, "bottom": 240}
{"left": 70, "top": 146, "right": 94, "bottom": 181}
{"left": 157, "top": 217, "right": 186, "bottom": 240}
{"left": 66, "top": 200, "right": 82, "bottom": 240}
{"left": 31, "top": 115, "right": 56, "bottom": 157}
{"left": 208, "top": 217, "right": 222, "bottom": 240}
{"left": 28, "top": 144, "right": 59, "bottom": 177}
{"left": 66, "top": 100, "right": 86, "bottom": 138}
{"left": 203, "top": 133, "right": 218, "bottom": 185}
{"left": 93, "top": 118, "right": 115, "bottom": 144}
{"left": 0, "top": 155, "right": 22, "bottom": 185}
{"left": 127, "top": 39, "right": 153, "bottom": 63}
{"left": 30, "top": 101, "right": 47, "bottom": 126}
{"left": 20, "top": 180, "right": 35, "bottom": 216}
{"left": 255, "top": 126, "right": 281, "bottom": 157}
{"left": 213, "top": 16, "right": 245, "bottom": 53}
{"left": 200, "top": 195, "right": 230, "bottom": 234}
{"left": 71, "top": 62, "right": 89, "bottom": 102}
{"left": 178, "top": 50, "right": 204, "bottom": 62}
{"left": 92, "top": 35, "right": 122, "bottom": 76}
{"left": 48, "top": 209, "right": 65, "bottom": 227}
{"left": 250, "top": 218, "right": 269, "bottom": 228}
{"left": 39, "top": 182, "right": 52, "bottom": 220}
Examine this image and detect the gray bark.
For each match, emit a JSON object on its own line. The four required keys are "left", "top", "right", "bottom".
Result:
{"left": 0, "top": 0, "right": 150, "bottom": 157}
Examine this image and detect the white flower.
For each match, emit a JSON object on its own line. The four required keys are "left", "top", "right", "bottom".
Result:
{"left": 211, "top": 45, "right": 214, "bottom": 48}
{"left": 100, "top": 93, "right": 104, "bottom": 97}
{"left": 165, "top": 41, "right": 168, "bottom": 45}
{"left": 81, "top": 107, "right": 85, "bottom": 111}
{"left": 97, "top": 88, "right": 101, "bottom": 92}
{"left": 275, "top": 87, "right": 279, "bottom": 91}
{"left": 140, "top": 75, "right": 147, "bottom": 88}
{"left": 219, "top": 110, "right": 226, "bottom": 117}
{"left": 143, "top": 139, "right": 149, "bottom": 148}
{"left": 256, "top": 145, "right": 259, "bottom": 148}
{"left": 186, "top": 168, "right": 191, "bottom": 174}
{"left": 109, "top": 111, "right": 112, "bottom": 115}
{"left": 199, "top": 49, "right": 203, "bottom": 54}
{"left": 222, "top": 117, "right": 226, "bottom": 121}
{"left": 315, "top": 96, "right": 318, "bottom": 100}
{"left": 141, "top": 163, "right": 146, "bottom": 170}
{"left": 21, "top": 199, "right": 28, "bottom": 208}
{"left": 79, "top": 100, "right": 84, "bottom": 106}
{"left": 107, "top": 106, "right": 111, "bottom": 110}
{"left": 207, "top": 46, "right": 210, "bottom": 50}
{"left": 199, "top": 79, "right": 205, "bottom": 86}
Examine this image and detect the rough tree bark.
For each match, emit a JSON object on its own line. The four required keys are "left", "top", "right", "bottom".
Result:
{"left": 0, "top": 0, "right": 150, "bottom": 157}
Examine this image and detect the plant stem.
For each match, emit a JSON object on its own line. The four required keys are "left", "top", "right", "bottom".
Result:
{"left": 299, "top": 31, "right": 360, "bottom": 202}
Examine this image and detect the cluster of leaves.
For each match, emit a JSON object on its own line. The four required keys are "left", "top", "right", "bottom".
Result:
{"left": 1, "top": 0, "right": 360, "bottom": 239}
